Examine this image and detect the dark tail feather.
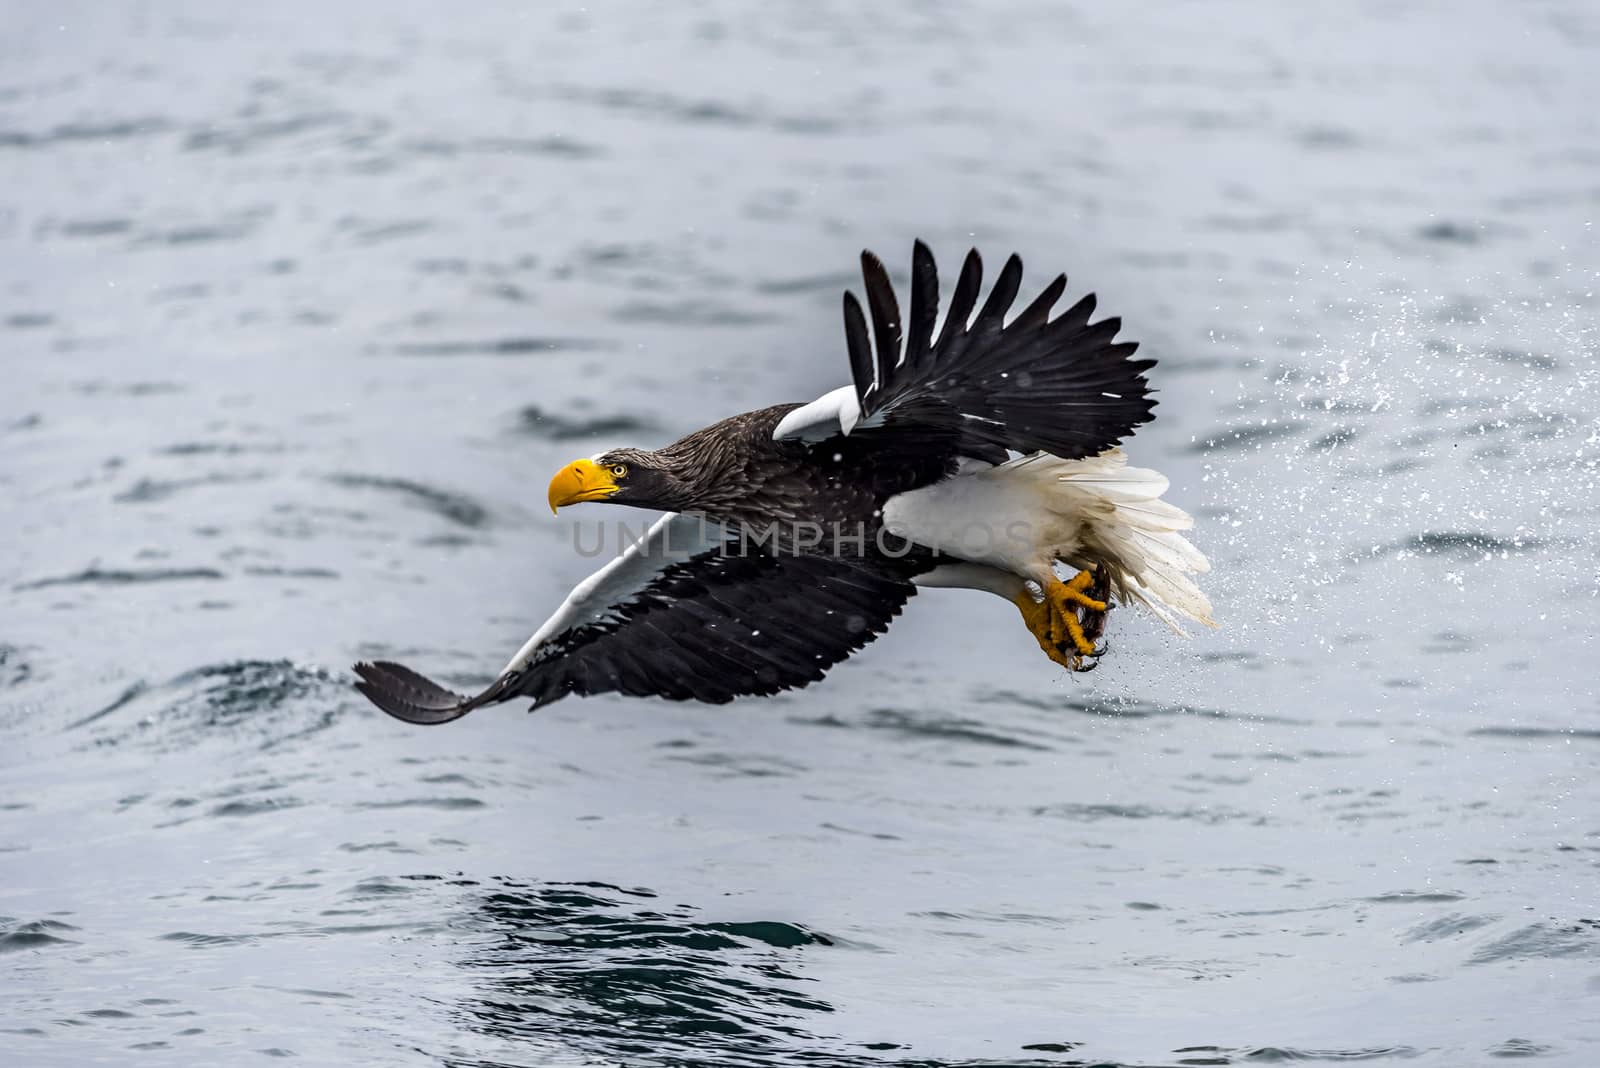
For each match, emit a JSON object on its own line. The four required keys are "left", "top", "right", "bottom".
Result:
{"left": 353, "top": 660, "right": 478, "bottom": 725}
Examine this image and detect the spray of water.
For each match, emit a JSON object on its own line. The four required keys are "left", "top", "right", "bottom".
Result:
{"left": 1087, "top": 249, "right": 1598, "bottom": 718}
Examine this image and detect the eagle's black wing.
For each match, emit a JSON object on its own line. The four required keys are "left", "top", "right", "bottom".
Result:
{"left": 776, "top": 241, "right": 1157, "bottom": 462}
{"left": 354, "top": 514, "right": 913, "bottom": 723}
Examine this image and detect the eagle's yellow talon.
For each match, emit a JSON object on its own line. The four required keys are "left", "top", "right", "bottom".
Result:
{"left": 1013, "top": 582, "right": 1102, "bottom": 670}
{"left": 1039, "top": 572, "right": 1107, "bottom": 639}
{"left": 1046, "top": 600, "right": 1068, "bottom": 647}
{"left": 1052, "top": 569, "right": 1108, "bottom": 614}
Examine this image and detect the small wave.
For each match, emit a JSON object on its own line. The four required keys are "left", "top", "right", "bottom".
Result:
{"left": 1361, "top": 531, "right": 1547, "bottom": 562}
{"left": 1308, "top": 427, "right": 1359, "bottom": 451}
{"left": 515, "top": 405, "right": 659, "bottom": 441}
{"left": 114, "top": 472, "right": 267, "bottom": 504}
{"left": 1030, "top": 802, "right": 1269, "bottom": 826}
{"left": 1188, "top": 420, "right": 1309, "bottom": 454}
{"left": 1480, "top": 347, "right": 1561, "bottom": 371}
{"left": 16, "top": 566, "right": 225, "bottom": 591}
{"left": 0, "top": 644, "right": 33, "bottom": 687}
{"left": 976, "top": 688, "right": 1247, "bottom": 722}
{"left": 401, "top": 135, "right": 603, "bottom": 160}
{"left": 335, "top": 216, "right": 432, "bottom": 245}
{"left": 53, "top": 217, "right": 135, "bottom": 239}
{"left": 1469, "top": 920, "right": 1600, "bottom": 964}
{"left": 209, "top": 796, "right": 304, "bottom": 818}
{"left": 1459, "top": 411, "right": 1577, "bottom": 438}
{"left": 182, "top": 110, "right": 385, "bottom": 155}
{"left": 68, "top": 660, "right": 342, "bottom": 751}
{"left": 353, "top": 797, "right": 487, "bottom": 811}
{"left": 1362, "top": 890, "right": 1467, "bottom": 905}
{"left": 389, "top": 337, "right": 611, "bottom": 356}
{"left": 157, "top": 441, "right": 289, "bottom": 457}
{"left": 1296, "top": 124, "right": 1362, "bottom": 149}
{"left": 324, "top": 473, "right": 489, "bottom": 528}
{"left": 338, "top": 840, "right": 419, "bottom": 855}
{"left": 241, "top": 566, "right": 339, "bottom": 580}
{"left": 160, "top": 931, "right": 254, "bottom": 948}
{"left": 612, "top": 299, "right": 778, "bottom": 327}
{"left": 1416, "top": 394, "right": 1504, "bottom": 417}
{"left": 0, "top": 117, "right": 172, "bottom": 148}
{"left": 793, "top": 707, "right": 1054, "bottom": 751}
{"left": 1416, "top": 220, "right": 1487, "bottom": 245}
{"left": 452, "top": 879, "right": 837, "bottom": 1065}
{"left": 1236, "top": 1047, "right": 1422, "bottom": 1062}
{"left": 0, "top": 918, "right": 80, "bottom": 953}
{"left": 1174, "top": 1044, "right": 1424, "bottom": 1063}
{"left": 753, "top": 271, "right": 858, "bottom": 296}
{"left": 1487, "top": 1038, "right": 1557, "bottom": 1058}
{"left": 272, "top": 987, "right": 355, "bottom": 1001}
{"left": 132, "top": 208, "right": 270, "bottom": 247}
{"left": 1468, "top": 726, "right": 1600, "bottom": 742}
{"left": 538, "top": 83, "right": 760, "bottom": 128}
{"left": 70, "top": 380, "right": 183, "bottom": 397}
{"left": 663, "top": 750, "right": 808, "bottom": 778}
{"left": 346, "top": 877, "right": 422, "bottom": 899}
{"left": 1402, "top": 912, "right": 1499, "bottom": 943}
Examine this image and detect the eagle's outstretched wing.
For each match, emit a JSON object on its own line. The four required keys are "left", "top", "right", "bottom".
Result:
{"left": 773, "top": 241, "right": 1157, "bottom": 460}
{"left": 353, "top": 514, "right": 914, "bottom": 723}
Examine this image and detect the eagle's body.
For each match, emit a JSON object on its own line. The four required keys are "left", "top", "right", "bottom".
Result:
{"left": 354, "top": 244, "right": 1215, "bottom": 725}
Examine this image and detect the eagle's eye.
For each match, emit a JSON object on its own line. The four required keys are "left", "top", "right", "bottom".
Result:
{"left": 610, "top": 464, "right": 628, "bottom": 478}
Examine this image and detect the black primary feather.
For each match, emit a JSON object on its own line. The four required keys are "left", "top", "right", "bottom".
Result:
{"left": 352, "top": 545, "right": 917, "bottom": 723}
{"left": 937, "top": 249, "right": 984, "bottom": 351}
{"left": 903, "top": 239, "right": 940, "bottom": 371}
{"left": 512, "top": 547, "right": 915, "bottom": 709}
{"left": 845, "top": 243, "right": 1158, "bottom": 461}
{"left": 859, "top": 250, "right": 902, "bottom": 391}
{"left": 843, "top": 292, "right": 875, "bottom": 401}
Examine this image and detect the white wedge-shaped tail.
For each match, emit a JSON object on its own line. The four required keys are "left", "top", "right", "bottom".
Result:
{"left": 1042, "top": 449, "right": 1215, "bottom": 634}
{"left": 884, "top": 448, "right": 1215, "bottom": 635}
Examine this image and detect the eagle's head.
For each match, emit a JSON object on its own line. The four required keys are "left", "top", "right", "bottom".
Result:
{"left": 546, "top": 448, "right": 675, "bottom": 513}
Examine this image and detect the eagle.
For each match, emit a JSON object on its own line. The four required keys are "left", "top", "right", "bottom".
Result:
{"left": 354, "top": 243, "right": 1215, "bottom": 725}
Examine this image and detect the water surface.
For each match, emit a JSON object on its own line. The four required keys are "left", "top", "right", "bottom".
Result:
{"left": 3, "top": 2, "right": 1598, "bottom": 1065}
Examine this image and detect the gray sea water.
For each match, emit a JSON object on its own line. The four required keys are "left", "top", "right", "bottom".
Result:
{"left": 3, "top": 2, "right": 1598, "bottom": 1065}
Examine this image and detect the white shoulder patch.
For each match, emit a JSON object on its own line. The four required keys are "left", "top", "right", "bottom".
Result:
{"left": 772, "top": 385, "right": 862, "bottom": 442}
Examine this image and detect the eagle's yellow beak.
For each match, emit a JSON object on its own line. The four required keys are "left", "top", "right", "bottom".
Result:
{"left": 547, "top": 458, "right": 619, "bottom": 514}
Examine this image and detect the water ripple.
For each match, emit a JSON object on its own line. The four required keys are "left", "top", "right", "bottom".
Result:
{"left": 17, "top": 566, "right": 225, "bottom": 591}
{"left": 323, "top": 473, "right": 489, "bottom": 528}
{"left": 0, "top": 918, "right": 80, "bottom": 953}
{"left": 1468, "top": 920, "right": 1600, "bottom": 965}
{"left": 515, "top": 405, "right": 659, "bottom": 441}
{"left": 389, "top": 336, "right": 612, "bottom": 357}
{"left": 68, "top": 660, "right": 342, "bottom": 751}
{"left": 450, "top": 879, "right": 839, "bottom": 1067}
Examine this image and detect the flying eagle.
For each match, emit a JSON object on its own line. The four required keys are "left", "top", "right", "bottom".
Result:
{"left": 354, "top": 243, "right": 1215, "bottom": 724}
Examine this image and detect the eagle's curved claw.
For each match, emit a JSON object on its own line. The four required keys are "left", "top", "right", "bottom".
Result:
{"left": 1064, "top": 638, "right": 1108, "bottom": 673}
